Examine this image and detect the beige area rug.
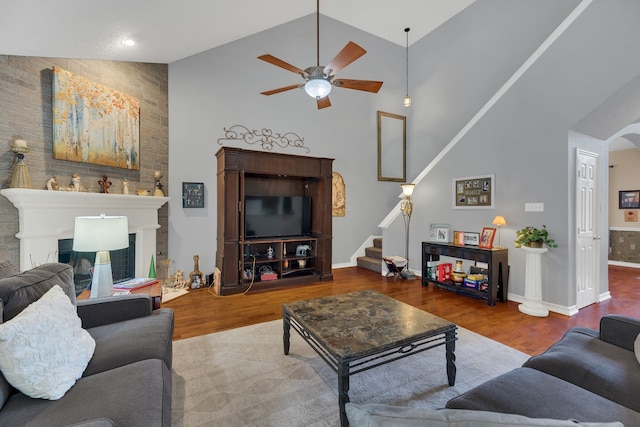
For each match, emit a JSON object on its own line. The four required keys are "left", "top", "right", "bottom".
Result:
{"left": 171, "top": 320, "right": 529, "bottom": 427}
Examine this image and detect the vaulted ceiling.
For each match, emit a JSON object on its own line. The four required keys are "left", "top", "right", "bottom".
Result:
{"left": 0, "top": 0, "right": 474, "bottom": 63}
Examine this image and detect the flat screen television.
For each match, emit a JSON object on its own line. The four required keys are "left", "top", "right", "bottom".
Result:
{"left": 244, "top": 195, "right": 312, "bottom": 239}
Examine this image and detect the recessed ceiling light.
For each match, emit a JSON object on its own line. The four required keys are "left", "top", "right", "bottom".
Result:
{"left": 122, "top": 39, "right": 135, "bottom": 47}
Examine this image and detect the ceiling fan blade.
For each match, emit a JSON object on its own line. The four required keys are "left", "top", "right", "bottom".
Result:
{"left": 316, "top": 96, "right": 331, "bottom": 109}
{"left": 333, "top": 79, "right": 383, "bottom": 93}
{"left": 258, "top": 54, "right": 307, "bottom": 76}
{"left": 260, "top": 83, "right": 304, "bottom": 96}
{"left": 324, "top": 41, "right": 367, "bottom": 76}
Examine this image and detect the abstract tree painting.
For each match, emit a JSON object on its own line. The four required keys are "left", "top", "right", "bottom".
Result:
{"left": 52, "top": 66, "right": 140, "bottom": 170}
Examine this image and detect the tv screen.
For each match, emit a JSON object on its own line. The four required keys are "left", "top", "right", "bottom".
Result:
{"left": 244, "top": 196, "right": 311, "bottom": 239}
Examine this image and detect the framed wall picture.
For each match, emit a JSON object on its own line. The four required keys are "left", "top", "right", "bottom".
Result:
{"left": 479, "top": 227, "right": 496, "bottom": 249}
{"left": 464, "top": 232, "right": 480, "bottom": 246}
{"left": 429, "top": 223, "right": 450, "bottom": 243}
{"left": 182, "top": 182, "right": 204, "bottom": 208}
{"left": 52, "top": 66, "right": 140, "bottom": 170}
{"left": 619, "top": 190, "right": 640, "bottom": 209}
{"left": 453, "top": 174, "right": 495, "bottom": 209}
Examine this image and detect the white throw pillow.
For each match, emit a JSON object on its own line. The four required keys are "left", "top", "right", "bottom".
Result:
{"left": 635, "top": 333, "right": 640, "bottom": 365}
{"left": 0, "top": 285, "right": 95, "bottom": 400}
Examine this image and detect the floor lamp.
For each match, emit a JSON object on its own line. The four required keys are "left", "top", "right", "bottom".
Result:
{"left": 400, "top": 183, "right": 415, "bottom": 279}
{"left": 492, "top": 215, "right": 507, "bottom": 248}
{"left": 73, "top": 214, "right": 129, "bottom": 298}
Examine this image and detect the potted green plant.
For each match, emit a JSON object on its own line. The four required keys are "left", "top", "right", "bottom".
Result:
{"left": 514, "top": 225, "right": 558, "bottom": 249}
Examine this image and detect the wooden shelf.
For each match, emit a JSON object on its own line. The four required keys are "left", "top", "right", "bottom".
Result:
{"left": 421, "top": 241, "right": 508, "bottom": 306}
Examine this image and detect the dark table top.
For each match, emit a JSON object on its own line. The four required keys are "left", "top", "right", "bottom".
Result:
{"left": 283, "top": 289, "right": 455, "bottom": 359}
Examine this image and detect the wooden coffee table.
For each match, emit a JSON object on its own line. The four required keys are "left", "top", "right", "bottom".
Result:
{"left": 282, "top": 289, "right": 457, "bottom": 427}
{"left": 77, "top": 281, "right": 162, "bottom": 310}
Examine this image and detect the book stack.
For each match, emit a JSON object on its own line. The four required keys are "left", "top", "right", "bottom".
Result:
{"left": 113, "top": 278, "right": 157, "bottom": 291}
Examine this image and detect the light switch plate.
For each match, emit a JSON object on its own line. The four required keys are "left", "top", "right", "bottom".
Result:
{"left": 525, "top": 203, "right": 544, "bottom": 212}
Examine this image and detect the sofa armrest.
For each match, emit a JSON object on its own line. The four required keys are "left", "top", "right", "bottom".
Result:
{"left": 77, "top": 294, "right": 153, "bottom": 329}
{"left": 599, "top": 314, "right": 640, "bottom": 351}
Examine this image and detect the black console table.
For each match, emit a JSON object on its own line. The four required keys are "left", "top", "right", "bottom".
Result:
{"left": 421, "top": 242, "right": 509, "bottom": 306}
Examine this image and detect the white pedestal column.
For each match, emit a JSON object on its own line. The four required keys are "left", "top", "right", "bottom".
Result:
{"left": 518, "top": 246, "right": 549, "bottom": 317}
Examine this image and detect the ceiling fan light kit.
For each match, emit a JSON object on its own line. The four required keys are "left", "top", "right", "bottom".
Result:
{"left": 305, "top": 78, "right": 332, "bottom": 98}
{"left": 258, "top": 0, "right": 383, "bottom": 109}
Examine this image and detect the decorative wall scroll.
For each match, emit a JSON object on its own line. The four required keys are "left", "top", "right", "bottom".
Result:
{"left": 217, "top": 125, "right": 309, "bottom": 153}
{"left": 52, "top": 66, "right": 140, "bottom": 170}
{"left": 453, "top": 174, "right": 495, "bottom": 209}
{"left": 332, "top": 171, "right": 346, "bottom": 217}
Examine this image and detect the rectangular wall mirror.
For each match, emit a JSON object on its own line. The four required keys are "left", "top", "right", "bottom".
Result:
{"left": 377, "top": 111, "right": 406, "bottom": 182}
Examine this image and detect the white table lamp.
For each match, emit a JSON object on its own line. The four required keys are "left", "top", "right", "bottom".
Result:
{"left": 73, "top": 214, "right": 129, "bottom": 298}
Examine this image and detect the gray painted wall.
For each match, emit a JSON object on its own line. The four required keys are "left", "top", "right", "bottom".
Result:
{"left": 388, "top": 0, "right": 640, "bottom": 311}
{"left": 169, "top": 14, "right": 405, "bottom": 275}
{"left": 168, "top": 0, "right": 640, "bottom": 312}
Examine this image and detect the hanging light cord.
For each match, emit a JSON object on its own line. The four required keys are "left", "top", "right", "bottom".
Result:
{"left": 405, "top": 27, "right": 410, "bottom": 98}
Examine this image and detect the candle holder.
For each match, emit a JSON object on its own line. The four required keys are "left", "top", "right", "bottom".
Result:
{"left": 10, "top": 141, "right": 32, "bottom": 189}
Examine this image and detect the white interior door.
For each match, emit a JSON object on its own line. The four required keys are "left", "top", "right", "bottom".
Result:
{"left": 576, "top": 149, "right": 599, "bottom": 309}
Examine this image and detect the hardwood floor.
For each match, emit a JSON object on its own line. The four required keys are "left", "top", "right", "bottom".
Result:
{"left": 163, "top": 265, "right": 640, "bottom": 356}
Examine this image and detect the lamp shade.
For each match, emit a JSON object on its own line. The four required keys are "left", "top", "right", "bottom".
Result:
{"left": 401, "top": 183, "right": 415, "bottom": 197}
{"left": 73, "top": 214, "right": 129, "bottom": 252}
{"left": 304, "top": 78, "right": 332, "bottom": 98}
{"left": 492, "top": 215, "right": 507, "bottom": 227}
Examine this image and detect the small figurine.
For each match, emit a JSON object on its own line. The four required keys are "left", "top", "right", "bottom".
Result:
{"left": 267, "top": 246, "right": 274, "bottom": 259}
{"left": 122, "top": 179, "right": 129, "bottom": 195}
{"left": 46, "top": 176, "right": 59, "bottom": 191}
{"left": 98, "top": 175, "right": 112, "bottom": 193}
{"left": 174, "top": 269, "right": 186, "bottom": 289}
{"left": 154, "top": 170, "right": 165, "bottom": 197}
{"left": 71, "top": 173, "right": 81, "bottom": 192}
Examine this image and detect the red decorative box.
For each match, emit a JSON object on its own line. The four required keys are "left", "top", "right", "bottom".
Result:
{"left": 260, "top": 273, "right": 278, "bottom": 281}
{"left": 437, "top": 263, "right": 452, "bottom": 281}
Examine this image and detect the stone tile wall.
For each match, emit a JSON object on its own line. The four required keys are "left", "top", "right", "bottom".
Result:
{"left": 0, "top": 55, "right": 168, "bottom": 269}
{"left": 609, "top": 229, "right": 640, "bottom": 264}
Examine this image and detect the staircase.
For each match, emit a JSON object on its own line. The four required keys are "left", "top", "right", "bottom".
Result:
{"left": 356, "top": 237, "right": 382, "bottom": 273}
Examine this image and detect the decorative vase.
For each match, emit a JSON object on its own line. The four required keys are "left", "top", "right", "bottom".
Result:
{"left": 527, "top": 241, "right": 543, "bottom": 248}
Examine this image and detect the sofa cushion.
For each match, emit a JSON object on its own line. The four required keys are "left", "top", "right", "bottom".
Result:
{"left": 523, "top": 328, "right": 640, "bottom": 412}
{"left": 0, "top": 285, "right": 95, "bottom": 400}
{"left": 446, "top": 367, "right": 640, "bottom": 426}
{"left": 0, "top": 359, "right": 170, "bottom": 427}
{"left": 0, "top": 263, "right": 75, "bottom": 322}
{"left": 346, "top": 403, "right": 624, "bottom": 427}
{"left": 83, "top": 308, "right": 174, "bottom": 376}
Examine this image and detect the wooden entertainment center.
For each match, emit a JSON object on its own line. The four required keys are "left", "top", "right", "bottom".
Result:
{"left": 215, "top": 147, "right": 334, "bottom": 295}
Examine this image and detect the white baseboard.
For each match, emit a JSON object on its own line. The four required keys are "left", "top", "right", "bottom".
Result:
{"left": 608, "top": 260, "right": 640, "bottom": 268}
{"left": 507, "top": 293, "right": 578, "bottom": 316}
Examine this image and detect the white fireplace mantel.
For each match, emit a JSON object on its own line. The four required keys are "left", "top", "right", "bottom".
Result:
{"left": 1, "top": 188, "right": 169, "bottom": 275}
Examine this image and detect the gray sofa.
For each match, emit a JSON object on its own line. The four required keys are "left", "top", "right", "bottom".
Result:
{"left": 0, "top": 263, "right": 174, "bottom": 426}
{"left": 445, "top": 314, "right": 640, "bottom": 426}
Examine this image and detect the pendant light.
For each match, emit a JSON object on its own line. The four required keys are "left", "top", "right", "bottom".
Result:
{"left": 403, "top": 27, "right": 411, "bottom": 107}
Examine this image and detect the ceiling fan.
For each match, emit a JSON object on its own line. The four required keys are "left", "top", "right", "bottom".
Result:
{"left": 258, "top": 0, "right": 383, "bottom": 109}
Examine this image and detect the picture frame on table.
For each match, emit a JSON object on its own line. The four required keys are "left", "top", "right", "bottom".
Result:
{"left": 453, "top": 231, "right": 465, "bottom": 246}
{"left": 189, "top": 273, "right": 204, "bottom": 289}
{"left": 479, "top": 227, "right": 496, "bottom": 249}
{"left": 429, "top": 223, "right": 450, "bottom": 243}
{"left": 619, "top": 190, "right": 640, "bottom": 209}
{"left": 464, "top": 232, "right": 480, "bottom": 246}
